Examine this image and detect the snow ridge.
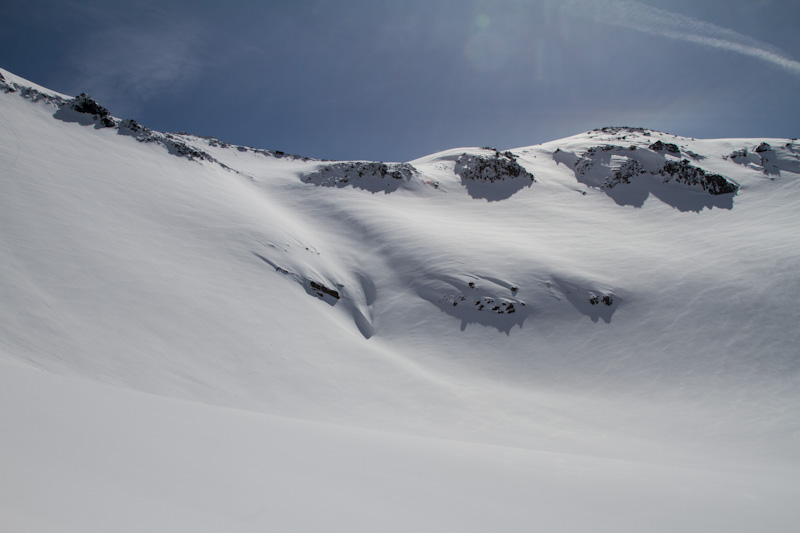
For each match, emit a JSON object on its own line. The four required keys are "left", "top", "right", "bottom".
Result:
{"left": 2, "top": 68, "right": 800, "bottom": 533}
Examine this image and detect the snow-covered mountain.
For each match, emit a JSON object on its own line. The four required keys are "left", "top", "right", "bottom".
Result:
{"left": 2, "top": 67, "right": 799, "bottom": 532}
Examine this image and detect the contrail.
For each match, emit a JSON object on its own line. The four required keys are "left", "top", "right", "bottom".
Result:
{"left": 561, "top": 0, "right": 800, "bottom": 78}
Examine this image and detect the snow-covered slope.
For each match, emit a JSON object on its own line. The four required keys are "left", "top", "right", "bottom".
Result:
{"left": 2, "top": 67, "right": 799, "bottom": 531}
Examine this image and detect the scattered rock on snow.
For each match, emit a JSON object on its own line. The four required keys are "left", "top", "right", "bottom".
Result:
{"left": 588, "top": 294, "right": 614, "bottom": 306}
{"left": 566, "top": 144, "right": 738, "bottom": 196}
{"left": 755, "top": 142, "right": 772, "bottom": 153}
{"left": 454, "top": 150, "right": 533, "bottom": 183}
{"left": 309, "top": 280, "right": 340, "bottom": 300}
{"left": 648, "top": 140, "right": 680, "bottom": 154}
{"left": 659, "top": 159, "right": 737, "bottom": 195}
{"left": 606, "top": 159, "right": 647, "bottom": 188}
{"left": 442, "top": 294, "right": 521, "bottom": 315}
{"left": 453, "top": 150, "right": 535, "bottom": 200}
{"left": 302, "top": 161, "right": 419, "bottom": 193}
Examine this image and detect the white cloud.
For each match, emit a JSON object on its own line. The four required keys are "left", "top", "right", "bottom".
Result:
{"left": 562, "top": 0, "right": 800, "bottom": 77}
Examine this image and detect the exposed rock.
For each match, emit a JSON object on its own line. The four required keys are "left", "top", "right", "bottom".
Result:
{"left": 71, "top": 93, "right": 108, "bottom": 117}
{"left": 606, "top": 159, "right": 646, "bottom": 188}
{"left": 726, "top": 143, "right": 782, "bottom": 176}
{"left": 659, "top": 159, "right": 738, "bottom": 195}
{"left": 118, "top": 123, "right": 228, "bottom": 166}
{"left": 649, "top": 140, "right": 680, "bottom": 154}
{"left": 1, "top": 84, "right": 222, "bottom": 169}
{"left": 443, "top": 293, "right": 521, "bottom": 314}
{"left": 595, "top": 145, "right": 632, "bottom": 152}
{"left": 231, "top": 144, "right": 319, "bottom": 162}
{"left": 592, "top": 126, "right": 651, "bottom": 136}
{"left": 684, "top": 149, "right": 704, "bottom": 160}
{"left": 70, "top": 93, "right": 115, "bottom": 128}
{"left": 588, "top": 294, "right": 613, "bottom": 306}
{"left": 309, "top": 281, "right": 340, "bottom": 300}
{"left": 573, "top": 146, "right": 646, "bottom": 188}
{"left": 119, "top": 118, "right": 147, "bottom": 134}
{"left": 729, "top": 148, "right": 748, "bottom": 160}
{"left": 0, "top": 72, "right": 17, "bottom": 94}
{"left": 454, "top": 151, "right": 534, "bottom": 183}
{"left": 212, "top": 139, "right": 230, "bottom": 148}
{"left": 303, "top": 161, "right": 419, "bottom": 193}
{"left": 569, "top": 145, "right": 737, "bottom": 196}
{"left": 1, "top": 77, "right": 66, "bottom": 105}
{"left": 166, "top": 138, "right": 213, "bottom": 160}
{"left": 755, "top": 142, "right": 772, "bottom": 153}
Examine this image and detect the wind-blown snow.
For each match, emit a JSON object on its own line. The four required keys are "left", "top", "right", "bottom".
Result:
{"left": 2, "top": 67, "right": 799, "bottom": 531}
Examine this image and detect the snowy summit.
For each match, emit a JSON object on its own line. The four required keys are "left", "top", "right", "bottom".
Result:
{"left": 1, "top": 67, "right": 799, "bottom": 532}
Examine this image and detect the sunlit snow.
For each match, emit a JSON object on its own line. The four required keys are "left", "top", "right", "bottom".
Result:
{"left": 2, "top": 67, "right": 798, "bottom": 532}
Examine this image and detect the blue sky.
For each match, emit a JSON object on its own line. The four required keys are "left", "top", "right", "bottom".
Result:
{"left": 2, "top": 0, "right": 798, "bottom": 161}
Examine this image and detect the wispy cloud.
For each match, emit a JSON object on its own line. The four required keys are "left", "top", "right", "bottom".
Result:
{"left": 562, "top": 0, "right": 800, "bottom": 78}
{"left": 67, "top": 19, "right": 206, "bottom": 113}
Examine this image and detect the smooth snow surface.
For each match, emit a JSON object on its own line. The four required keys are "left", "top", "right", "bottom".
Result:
{"left": 2, "top": 68, "right": 799, "bottom": 531}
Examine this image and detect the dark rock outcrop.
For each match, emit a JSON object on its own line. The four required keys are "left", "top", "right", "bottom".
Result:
{"left": 606, "top": 159, "right": 646, "bottom": 188}
{"left": 303, "top": 161, "right": 419, "bottom": 193}
{"left": 569, "top": 145, "right": 738, "bottom": 195}
{"left": 755, "top": 142, "right": 772, "bottom": 153}
{"left": 659, "top": 159, "right": 737, "bottom": 195}
{"left": 649, "top": 140, "right": 680, "bottom": 154}
{"left": 70, "top": 93, "right": 115, "bottom": 128}
{"left": 454, "top": 150, "right": 534, "bottom": 183}
{"left": 309, "top": 281, "right": 340, "bottom": 300}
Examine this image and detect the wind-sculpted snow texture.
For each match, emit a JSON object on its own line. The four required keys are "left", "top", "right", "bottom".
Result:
{"left": 2, "top": 70, "right": 800, "bottom": 532}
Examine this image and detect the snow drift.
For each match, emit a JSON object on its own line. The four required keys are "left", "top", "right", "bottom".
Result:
{"left": 2, "top": 67, "right": 799, "bottom": 532}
